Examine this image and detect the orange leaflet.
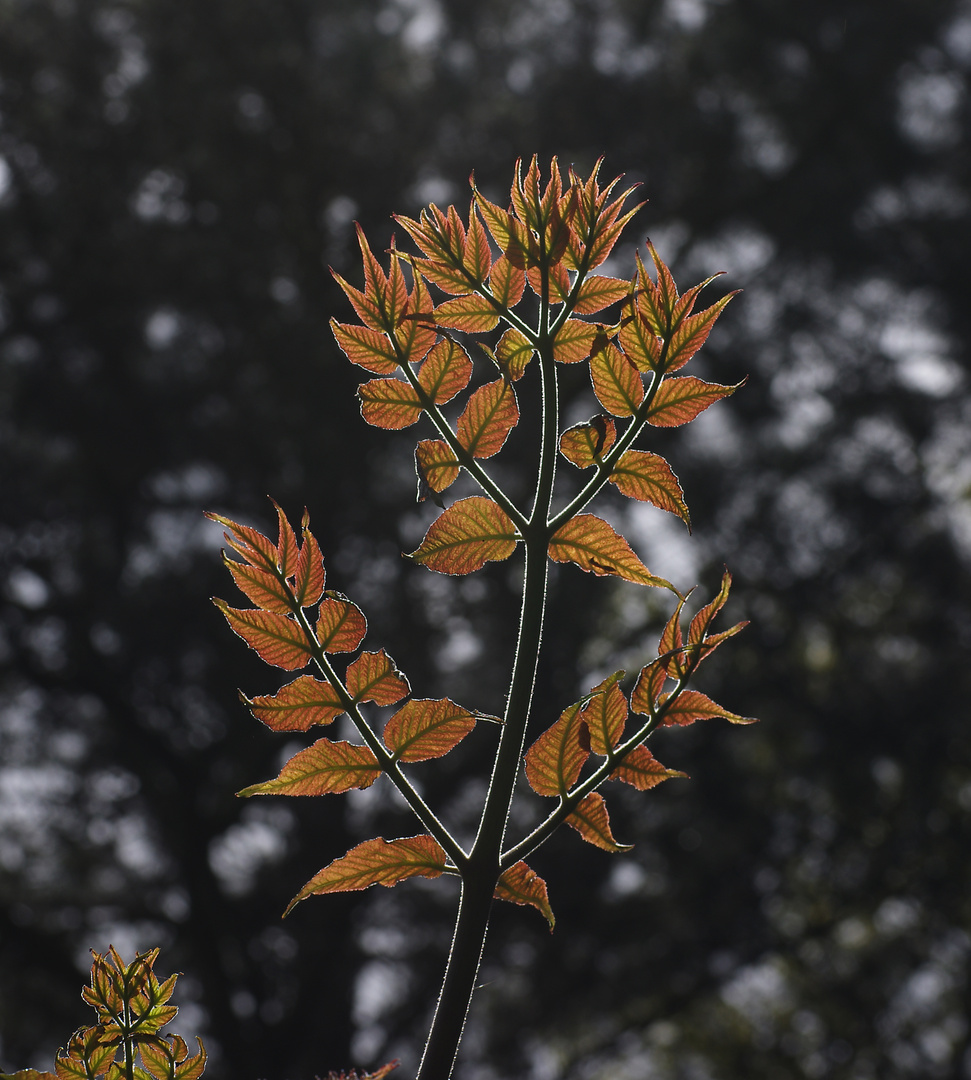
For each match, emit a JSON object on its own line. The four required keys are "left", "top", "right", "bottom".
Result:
{"left": 608, "top": 450, "right": 691, "bottom": 529}
{"left": 273, "top": 499, "right": 299, "bottom": 578}
{"left": 636, "top": 241, "right": 681, "bottom": 336}
{"left": 590, "top": 340, "right": 644, "bottom": 417}
{"left": 206, "top": 510, "right": 280, "bottom": 575}
{"left": 462, "top": 201, "right": 492, "bottom": 283}
{"left": 494, "top": 862, "right": 555, "bottom": 930}
{"left": 330, "top": 319, "right": 399, "bottom": 374}
{"left": 572, "top": 275, "right": 630, "bottom": 315}
{"left": 526, "top": 262, "right": 571, "bottom": 304}
{"left": 357, "top": 377, "right": 423, "bottom": 429}
{"left": 457, "top": 378, "right": 519, "bottom": 458}
{"left": 212, "top": 600, "right": 312, "bottom": 670}
{"left": 552, "top": 318, "right": 598, "bottom": 363}
{"left": 294, "top": 512, "right": 325, "bottom": 607}
{"left": 407, "top": 496, "right": 519, "bottom": 576}
{"left": 238, "top": 739, "right": 381, "bottom": 798}
{"left": 241, "top": 676, "right": 345, "bottom": 731}
{"left": 415, "top": 440, "right": 459, "bottom": 500}
{"left": 566, "top": 792, "right": 632, "bottom": 852}
{"left": 488, "top": 255, "right": 526, "bottom": 308}
{"left": 658, "top": 595, "right": 689, "bottom": 678}
{"left": 646, "top": 376, "right": 743, "bottom": 428}
{"left": 495, "top": 327, "right": 534, "bottom": 381}
{"left": 222, "top": 555, "right": 291, "bottom": 614}
{"left": 658, "top": 689, "right": 756, "bottom": 727}
{"left": 630, "top": 660, "right": 668, "bottom": 717}
{"left": 662, "top": 292, "right": 738, "bottom": 373}
{"left": 286, "top": 835, "right": 447, "bottom": 913}
{"left": 579, "top": 672, "right": 628, "bottom": 755}
{"left": 559, "top": 415, "right": 617, "bottom": 468}
{"left": 416, "top": 337, "right": 473, "bottom": 404}
{"left": 383, "top": 698, "right": 476, "bottom": 762}
{"left": 548, "top": 515, "right": 675, "bottom": 591}
{"left": 433, "top": 293, "right": 500, "bottom": 333}
{"left": 609, "top": 744, "right": 686, "bottom": 790}
{"left": 524, "top": 701, "right": 589, "bottom": 797}
{"left": 687, "top": 568, "right": 732, "bottom": 645}
{"left": 346, "top": 649, "right": 410, "bottom": 706}
{"left": 618, "top": 310, "right": 663, "bottom": 372}
{"left": 316, "top": 594, "right": 367, "bottom": 653}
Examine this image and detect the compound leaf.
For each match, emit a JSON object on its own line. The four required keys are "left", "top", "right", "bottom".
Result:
{"left": 548, "top": 515, "right": 674, "bottom": 591}
{"left": 525, "top": 701, "right": 589, "bottom": 797}
{"left": 358, "top": 378, "right": 423, "bottom": 430}
{"left": 457, "top": 378, "right": 519, "bottom": 459}
{"left": 567, "top": 792, "right": 632, "bottom": 852}
{"left": 608, "top": 451, "right": 690, "bottom": 528}
{"left": 317, "top": 595, "right": 367, "bottom": 653}
{"left": 213, "top": 601, "right": 311, "bottom": 670}
{"left": 494, "top": 862, "right": 554, "bottom": 930}
{"left": 383, "top": 698, "right": 476, "bottom": 762}
{"left": 407, "top": 496, "right": 519, "bottom": 575}
{"left": 242, "top": 676, "right": 345, "bottom": 731}
{"left": 286, "top": 835, "right": 447, "bottom": 913}
{"left": 646, "top": 376, "right": 742, "bottom": 428}
{"left": 238, "top": 739, "right": 381, "bottom": 798}
{"left": 610, "top": 744, "right": 686, "bottom": 790}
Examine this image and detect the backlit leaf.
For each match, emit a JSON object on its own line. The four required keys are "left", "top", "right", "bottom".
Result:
{"left": 413, "top": 256, "right": 474, "bottom": 296}
{"left": 383, "top": 698, "right": 476, "bottom": 762}
{"left": 630, "top": 660, "right": 668, "bottom": 717}
{"left": 525, "top": 702, "right": 588, "bottom": 797}
{"left": 567, "top": 792, "right": 632, "bottom": 852}
{"left": 242, "top": 676, "right": 345, "bottom": 731}
{"left": 663, "top": 292, "right": 738, "bottom": 372}
{"left": 317, "top": 595, "right": 367, "bottom": 653}
{"left": 573, "top": 275, "right": 630, "bottom": 314}
{"left": 687, "top": 568, "right": 732, "bottom": 645}
{"left": 330, "top": 320, "right": 399, "bottom": 374}
{"left": 286, "top": 835, "right": 447, "bottom": 913}
{"left": 579, "top": 673, "right": 628, "bottom": 755}
{"left": 346, "top": 649, "right": 410, "bottom": 706}
{"left": 548, "top": 515, "right": 674, "bottom": 590}
{"left": 658, "top": 596, "right": 689, "bottom": 677}
{"left": 527, "top": 262, "right": 571, "bottom": 304}
{"left": 495, "top": 328, "right": 534, "bottom": 382}
{"left": 407, "top": 496, "right": 518, "bottom": 575}
{"left": 553, "top": 318, "right": 598, "bottom": 364}
{"left": 463, "top": 201, "right": 492, "bottom": 283}
{"left": 590, "top": 341, "right": 644, "bottom": 417}
{"left": 618, "top": 311, "right": 663, "bottom": 373}
{"left": 609, "top": 451, "right": 690, "bottom": 528}
{"left": 358, "top": 377, "right": 423, "bottom": 429}
{"left": 172, "top": 1040, "right": 206, "bottom": 1080}
{"left": 417, "top": 338, "right": 473, "bottom": 404}
{"left": 494, "top": 862, "right": 555, "bottom": 930}
{"left": 559, "top": 415, "right": 616, "bottom": 468}
{"left": 659, "top": 689, "right": 756, "bottom": 727}
{"left": 294, "top": 513, "right": 325, "bottom": 607}
{"left": 213, "top": 600, "right": 311, "bottom": 670}
{"left": 457, "top": 379, "right": 519, "bottom": 458}
{"left": 331, "top": 269, "right": 385, "bottom": 332}
{"left": 488, "top": 255, "right": 526, "bottom": 308}
{"left": 394, "top": 268, "right": 437, "bottom": 364}
{"left": 206, "top": 511, "right": 279, "bottom": 575}
{"left": 222, "top": 555, "right": 291, "bottom": 614}
{"left": 434, "top": 293, "right": 499, "bottom": 333}
{"left": 646, "top": 376, "right": 742, "bottom": 428}
{"left": 416, "top": 440, "right": 459, "bottom": 499}
{"left": 610, "top": 744, "right": 686, "bottom": 790}
{"left": 238, "top": 739, "right": 381, "bottom": 797}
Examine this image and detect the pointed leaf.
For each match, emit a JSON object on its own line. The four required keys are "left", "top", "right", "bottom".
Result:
{"left": 548, "top": 515, "right": 674, "bottom": 590}
{"left": 553, "top": 318, "right": 598, "bottom": 364}
{"left": 413, "top": 257, "right": 475, "bottom": 295}
{"left": 527, "top": 261, "right": 571, "bottom": 304}
{"left": 559, "top": 415, "right": 616, "bottom": 468}
{"left": 407, "top": 496, "right": 518, "bottom": 576}
{"left": 243, "top": 675, "right": 345, "bottom": 731}
{"left": 346, "top": 649, "right": 410, "bottom": 706}
{"left": 417, "top": 338, "right": 473, "bottom": 404}
{"left": 525, "top": 702, "right": 589, "bottom": 797}
{"left": 494, "top": 862, "right": 555, "bottom": 930}
{"left": 457, "top": 379, "right": 519, "bottom": 459}
{"left": 630, "top": 659, "right": 668, "bottom": 717}
{"left": 463, "top": 202, "right": 492, "bottom": 283}
{"left": 222, "top": 555, "right": 291, "bottom": 614}
{"left": 618, "top": 311, "right": 663, "bottom": 373}
{"left": 609, "top": 451, "right": 690, "bottom": 528}
{"left": 416, "top": 440, "right": 459, "bottom": 499}
{"left": 433, "top": 293, "right": 499, "bottom": 333}
{"left": 205, "top": 512, "right": 279, "bottom": 575}
{"left": 316, "top": 595, "right": 367, "bottom": 653}
{"left": 286, "top": 835, "right": 447, "bottom": 912}
{"left": 213, "top": 600, "right": 311, "bottom": 670}
{"left": 495, "top": 327, "right": 534, "bottom": 381}
{"left": 610, "top": 744, "right": 686, "bottom": 790}
{"left": 658, "top": 596, "right": 688, "bottom": 677}
{"left": 687, "top": 568, "right": 732, "bottom": 645}
{"left": 330, "top": 320, "right": 399, "bottom": 374}
{"left": 383, "top": 697, "right": 476, "bottom": 762}
{"left": 395, "top": 266, "right": 437, "bottom": 364}
{"left": 573, "top": 275, "right": 630, "bottom": 315}
{"left": 663, "top": 292, "right": 738, "bottom": 372}
{"left": 567, "top": 792, "right": 632, "bottom": 852}
{"left": 172, "top": 1040, "right": 206, "bottom": 1080}
{"left": 646, "top": 376, "right": 742, "bottom": 428}
{"left": 239, "top": 738, "right": 381, "bottom": 797}
{"left": 579, "top": 673, "right": 628, "bottom": 755}
{"left": 357, "top": 377, "right": 423, "bottom": 430}
{"left": 590, "top": 340, "right": 644, "bottom": 417}
{"left": 294, "top": 514, "right": 325, "bottom": 607}
{"left": 488, "top": 254, "right": 526, "bottom": 308}
{"left": 331, "top": 269, "right": 385, "bottom": 332}
{"left": 659, "top": 689, "right": 756, "bottom": 727}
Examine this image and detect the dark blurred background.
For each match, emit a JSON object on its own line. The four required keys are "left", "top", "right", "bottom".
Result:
{"left": 1, "top": 1, "right": 970, "bottom": 1077}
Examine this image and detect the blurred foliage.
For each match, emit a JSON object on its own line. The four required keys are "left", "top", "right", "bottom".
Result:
{"left": 1, "top": 0, "right": 969, "bottom": 1078}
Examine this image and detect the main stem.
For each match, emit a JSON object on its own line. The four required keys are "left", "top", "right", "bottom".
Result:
{"left": 416, "top": 321, "right": 558, "bottom": 1080}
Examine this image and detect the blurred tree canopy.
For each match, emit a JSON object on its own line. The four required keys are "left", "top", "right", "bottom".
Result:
{"left": 1, "top": 0, "right": 969, "bottom": 1077}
